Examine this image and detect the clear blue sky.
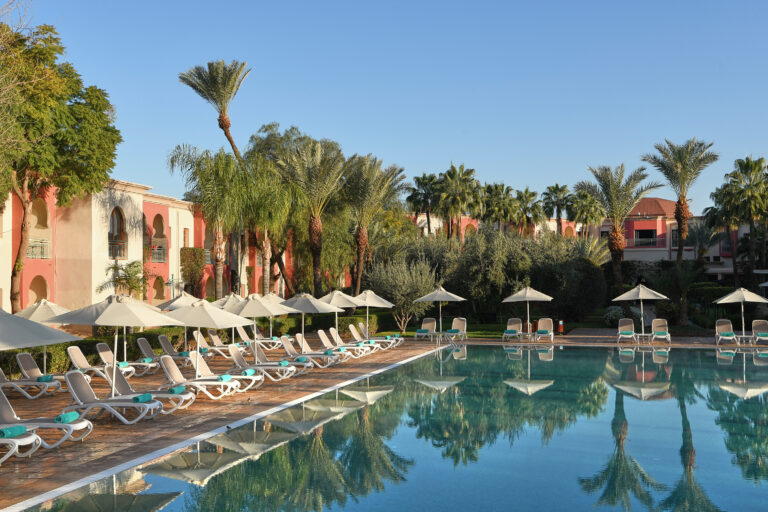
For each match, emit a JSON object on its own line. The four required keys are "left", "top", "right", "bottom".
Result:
{"left": 31, "top": 0, "right": 768, "bottom": 213}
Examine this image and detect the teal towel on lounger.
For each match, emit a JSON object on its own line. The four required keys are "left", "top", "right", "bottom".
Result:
{"left": 721, "top": 332, "right": 735, "bottom": 337}
{"left": 416, "top": 329, "right": 429, "bottom": 334}
{"left": 132, "top": 393, "right": 152, "bottom": 403}
{"left": 620, "top": 349, "right": 634, "bottom": 355}
{"left": 537, "top": 329, "right": 550, "bottom": 335}
{"left": 504, "top": 329, "right": 518, "bottom": 335}
{"left": 167, "top": 386, "right": 186, "bottom": 394}
{"left": 140, "top": 357, "right": 154, "bottom": 364}
{"left": 117, "top": 361, "right": 129, "bottom": 368}
{"left": 54, "top": 412, "right": 80, "bottom": 424}
{"left": 324, "top": 350, "right": 334, "bottom": 355}
{"left": 36, "top": 375, "right": 53, "bottom": 382}
{"left": 619, "top": 331, "right": 633, "bottom": 336}
{"left": 0, "top": 425, "right": 27, "bottom": 438}
{"left": 272, "top": 336, "right": 279, "bottom": 340}
{"left": 278, "top": 360, "right": 290, "bottom": 367}
{"left": 385, "top": 336, "right": 392, "bottom": 339}
{"left": 241, "top": 369, "right": 256, "bottom": 376}
{"left": 758, "top": 332, "right": 768, "bottom": 337}
{"left": 199, "top": 348, "right": 209, "bottom": 354}
{"left": 653, "top": 331, "right": 668, "bottom": 336}
{"left": 654, "top": 351, "right": 669, "bottom": 356}
{"left": 296, "top": 357, "right": 308, "bottom": 363}
{"left": 446, "top": 329, "right": 459, "bottom": 334}
{"left": 178, "top": 351, "right": 190, "bottom": 357}
{"left": 758, "top": 352, "right": 768, "bottom": 358}
{"left": 336, "top": 347, "right": 347, "bottom": 352}
{"left": 357, "top": 342, "right": 364, "bottom": 347}
{"left": 217, "top": 374, "right": 232, "bottom": 382}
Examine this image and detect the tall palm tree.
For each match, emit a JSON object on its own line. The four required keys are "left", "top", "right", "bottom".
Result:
{"left": 576, "top": 165, "right": 661, "bottom": 287}
{"left": 178, "top": 60, "right": 251, "bottom": 164}
{"left": 345, "top": 155, "right": 406, "bottom": 295}
{"left": 514, "top": 187, "right": 544, "bottom": 237}
{"left": 406, "top": 173, "right": 439, "bottom": 236}
{"left": 541, "top": 183, "right": 571, "bottom": 235}
{"left": 437, "top": 163, "right": 479, "bottom": 240}
{"left": 275, "top": 139, "right": 346, "bottom": 296}
{"left": 686, "top": 219, "right": 718, "bottom": 263}
{"left": 567, "top": 190, "right": 605, "bottom": 237}
{"left": 726, "top": 156, "right": 767, "bottom": 278}
{"left": 642, "top": 138, "right": 719, "bottom": 265}
{"left": 169, "top": 145, "right": 243, "bottom": 299}
{"left": 482, "top": 182, "right": 515, "bottom": 232}
{"left": 704, "top": 184, "right": 742, "bottom": 286}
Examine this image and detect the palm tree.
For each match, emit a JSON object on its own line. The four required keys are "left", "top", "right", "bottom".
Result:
{"left": 275, "top": 139, "right": 346, "bottom": 296}
{"left": 178, "top": 60, "right": 251, "bottom": 164}
{"left": 576, "top": 165, "right": 661, "bottom": 287}
{"left": 482, "top": 182, "right": 515, "bottom": 232}
{"left": 169, "top": 145, "right": 243, "bottom": 299}
{"left": 726, "top": 156, "right": 767, "bottom": 278}
{"left": 567, "top": 190, "right": 605, "bottom": 237}
{"left": 96, "top": 260, "right": 150, "bottom": 300}
{"left": 514, "top": 187, "right": 544, "bottom": 236}
{"left": 705, "top": 184, "right": 743, "bottom": 286}
{"left": 406, "top": 173, "right": 439, "bottom": 236}
{"left": 541, "top": 183, "right": 571, "bottom": 235}
{"left": 642, "top": 138, "right": 719, "bottom": 265}
{"left": 686, "top": 220, "right": 718, "bottom": 263}
{"left": 345, "top": 155, "right": 406, "bottom": 295}
{"left": 437, "top": 163, "right": 479, "bottom": 240}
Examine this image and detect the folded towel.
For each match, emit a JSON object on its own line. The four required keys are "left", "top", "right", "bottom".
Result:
{"left": 653, "top": 332, "right": 668, "bottom": 336}
{"left": 217, "top": 374, "right": 232, "bottom": 382}
{"left": 336, "top": 347, "right": 347, "bottom": 352}
{"left": 199, "top": 348, "right": 209, "bottom": 354}
{"left": 365, "top": 340, "right": 375, "bottom": 345}
{"left": 178, "top": 351, "right": 190, "bottom": 357}
{"left": 446, "top": 329, "right": 459, "bottom": 334}
{"left": 296, "top": 357, "right": 308, "bottom": 363}
{"left": 385, "top": 336, "right": 392, "bottom": 339}
{"left": 416, "top": 329, "right": 429, "bottom": 334}
{"left": 324, "top": 350, "right": 334, "bottom": 355}
{"left": 537, "top": 329, "right": 551, "bottom": 335}
{"left": 36, "top": 375, "right": 54, "bottom": 382}
{"left": 167, "top": 385, "right": 186, "bottom": 394}
{"left": 140, "top": 357, "right": 154, "bottom": 364}
{"left": 241, "top": 369, "right": 256, "bottom": 376}
{"left": 54, "top": 412, "right": 80, "bottom": 424}
{"left": 117, "top": 361, "right": 130, "bottom": 368}
{"left": 271, "top": 336, "right": 279, "bottom": 340}
{"left": 619, "top": 331, "right": 633, "bottom": 336}
{"left": 356, "top": 342, "right": 364, "bottom": 347}
{"left": 0, "top": 425, "right": 27, "bottom": 438}
{"left": 132, "top": 393, "right": 152, "bottom": 403}
{"left": 758, "top": 332, "right": 768, "bottom": 337}
{"left": 504, "top": 329, "right": 518, "bottom": 335}
{"left": 721, "top": 332, "right": 735, "bottom": 337}
{"left": 279, "top": 360, "right": 290, "bottom": 367}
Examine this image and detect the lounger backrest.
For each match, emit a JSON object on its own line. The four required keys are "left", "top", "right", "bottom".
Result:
{"left": 16, "top": 353, "right": 43, "bottom": 379}
{"left": 229, "top": 344, "right": 248, "bottom": 368}
{"left": 280, "top": 336, "right": 299, "bottom": 357}
{"left": 317, "top": 330, "right": 334, "bottom": 350}
{"left": 617, "top": 318, "right": 634, "bottom": 333}
{"left": 716, "top": 319, "right": 733, "bottom": 334}
{"left": 159, "top": 335, "right": 178, "bottom": 356}
{"left": 651, "top": 318, "right": 668, "bottom": 333}
{"left": 236, "top": 325, "right": 252, "bottom": 342}
{"left": 193, "top": 330, "right": 211, "bottom": 349}
{"left": 421, "top": 318, "right": 436, "bottom": 333}
{"left": 0, "top": 390, "right": 19, "bottom": 423}
{"left": 538, "top": 318, "right": 553, "bottom": 332}
{"left": 104, "top": 365, "right": 134, "bottom": 395}
{"left": 249, "top": 343, "right": 270, "bottom": 364}
{"left": 253, "top": 324, "right": 264, "bottom": 339}
{"left": 452, "top": 317, "right": 467, "bottom": 332}
{"left": 358, "top": 322, "right": 369, "bottom": 338}
{"left": 295, "top": 333, "right": 313, "bottom": 354}
{"left": 137, "top": 338, "right": 155, "bottom": 359}
{"left": 207, "top": 329, "right": 225, "bottom": 347}
{"left": 65, "top": 370, "right": 99, "bottom": 404}
{"left": 95, "top": 343, "right": 116, "bottom": 366}
{"left": 349, "top": 324, "right": 364, "bottom": 342}
{"left": 67, "top": 346, "right": 92, "bottom": 370}
{"left": 329, "top": 327, "right": 344, "bottom": 345}
{"left": 159, "top": 355, "right": 185, "bottom": 385}
{"left": 189, "top": 351, "right": 214, "bottom": 377}
{"left": 506, "top": 318, "right": 522, "bottom": 332}
{"left": 0, "top": 368, "right": 8, "bottom": 384}
{"left": 752, "top": 319, "right": 768, "bottom": 333}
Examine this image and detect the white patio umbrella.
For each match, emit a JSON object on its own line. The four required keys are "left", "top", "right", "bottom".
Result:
{"left": 261, "top": 292, "right": 285, "bottom": 305}
{"left": 265, "top": 406, "right": 343, "bottom": 435}
{"left": 612, "top": 284, "right": 668, "bottom": 335}
{"left": 156, "top": 291, "right": 199, "bottom": 311}
{"left": 502, "top": 286, "right": 553, "bottom": 335}
{"left": 207, "top": 428, "right": 298, "bottom": 457}
{"left": 227, "top": 294, "right": 300, "bottom": 339}
{"left": 281, "top": 293, "right": 343, "bottom": 338}
{"left": 320, "top": 290, "right": 365, "bottom": 333}
{"left": 212, "top": 292, "right": 243, "bottom": 310}
{"left": 340, "top": 385, "right": 394, "bottom": 404}
{"left": 414, "top": 376, "right": 466, "bottom": 393}
{"left": 504, "top": 348, "right": 554, "bottom": 396}
{"left": 49, "top": 295, "right": 183, "bottom": 397}
{"left": 14, "top": 299, "right": 72, "bottom": 372}
{"left": 143, "top": 448, "right": 250, "bottom": 487}
{"left": 714, "top": 288, "right": 768, "bottom": 337}
{"left": 165, "top": 300, "right": 252, "bottom": 378}
{"left": 355, "top": 290, "right": 394, "bottom": 337}
{"left": 1, "top": 309, "right": 81, "bottom": 374}
{"left": 414, "top": 286, "right": 466, "bottom": 334}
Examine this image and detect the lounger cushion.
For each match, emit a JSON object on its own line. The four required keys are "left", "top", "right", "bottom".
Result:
{"left": 36, "top": 375, "right": 54, "bottom": 382}
{"left": 758, "top": 333, "right": 768, "bottom": 337}
{"left": 654, "top": 331, "right": 668, "bottom": 336}
{"left": 619, "top": 331, "right": 634, "bottom": 336}
{"left": 504, "top": 329, "right": 518, "bottom": 335}
{"left": 167, "top": 386, "right": 186, "bottom": 394}
{"left": 620, "top": 349, "right": 634, "bottom": 355}
{"left": 416, "top": 329, "right": 429, "bottom": 334}
{"left": 720, "top": 351, "right": 735, "bottom": 357}
{"left": 721, "top": 332, "right": 735, "bottom": 337}
{"left": 537, "top": 329, "right": 550, "bottom": 335}
{"left": 133, "top": 393, "right": 152, "bottom": 403}
{"left": 141, "top": 357, "right": 154, "bottom": 363}
{"left": 445, "top": 329, "right": 459, "bottom": 334}
{"left": 654, "top": 351, "right": 669, "bottom": 356}
{"left": 758, "top": 353, "right": 768, "bottom": 358}
{"left": 217, "top": 374, "right": 232, "bottom": 382}
{"left": 241, "top": 369, "right": 256, "bottom": 376}
{"left": 54, "top": 412, "right": 80, "bottom": 424}
{"left": 0, "top": 425, "right": 27, "bottom": 438}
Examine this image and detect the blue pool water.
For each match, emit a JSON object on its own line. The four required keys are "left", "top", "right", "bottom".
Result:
{"left": 30, "top": 345, "right": 768, "bottom": 511}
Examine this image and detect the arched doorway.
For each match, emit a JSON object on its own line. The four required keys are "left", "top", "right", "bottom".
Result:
{"left": 152, "top": 277, "right": 165, "bottom": 302}
{"left": 564, "top": 226, "right": 575, "bottom": 238}
{"left": 109, "top": 208, "right": 127, "bottom": 259}
{"left": 28, "top": 199, "right": 51, "bottom": 259}
{"left": 28, "top": 275, "right": 48, "bottom": 304}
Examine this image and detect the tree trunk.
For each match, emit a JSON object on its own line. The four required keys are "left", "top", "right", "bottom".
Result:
{"left": 761, "top": 223, "right": 767, "bottom": 269}
{"left": 10, "top": 191, "right": 31, "bottom": 313}
{"left": 425, "top": 208, "right": 432, "bottom": 236}
{"left": 748, "top": 220, "right": 758, "bottom": 278}
{"left": 727, "top": 226, "right": 739, "bottom": 287}
{"left": 456, "top": 216, "right": 462, "bottom": 241}
{"left": 261, "top": 228, "right": 272, "bottom": 295}
{"left": 674, "top": 197, "right": 692, "bottom": 266}
{"left": 609, "top": 227, "right": 625, "bottom": 288}
{"left": 271, "top": 241, "right": 295, "bottom": 296}
{"left": 498, "top": 215, "right": 503, "bottom": 233}
{"left": 217, "top": 113, "right": 244, "bottom": 166}
{"left": 308, "top": 215, "right": 323, "bottom": 296}
{"left": 213, "top": 222, "right": 226, "bottom": 299}
{"left": 556, "top": 213, "right": 563, "bottom": 235}
{"left": 354, "top": 225, "right": 368, "bottom": 295}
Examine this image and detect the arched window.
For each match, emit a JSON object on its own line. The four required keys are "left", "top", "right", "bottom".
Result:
{"left": 30, "top": 199, "right": 48, "bottom": 229}
{"left": 108, "top": 208, "right": 127, "bottom": 259}
{"left": 28, "top": 275, "right": 48, "bottom": 304}
{"left": 152, "top": 214, "right": 165, "bottom": 238}
{"left": 152, "top": 277, "right": 165, "bottom": 301}
{"left": 27, "top": 199, "right": 51, "bottom": 259}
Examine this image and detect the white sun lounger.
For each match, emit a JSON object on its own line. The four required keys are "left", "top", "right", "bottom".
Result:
{"left": 314, "top": 330, "right": 354, "bottom": 362}
{"left": 414, "top": 317, "right": 436, "bottom": 342}
{"left": 349, "top": 324, "right": 397, "bottom": 350}
{"left": 96, "top": 343, "right": 152, "bottom": 377}
{"left": 618, "top": 346, "right": 636, "bottom": 364}
{"left": 752, "top": 320, "right": 768, "bottom": 346}
{"left": 715, "top": 319, "right": 737, "bottom": 345}
{"left": 193, "top": 330, "right": 232, "bottom": 360}
{"left": 208, "top": 329, "right": 247, "bottom": 353}
{"left": 67, "top": 345, "right": 127, "bottom": 383}
{"left": 535, "top": 318, "right": 555, "bottom": 342}
{"left": 189, "top": 351, "right": 262, "bottom": 393}
{"left": 62, "top": 371, "right": 161, "bottom": 425}
{"left": 159, "top": 354, "right": 240, "bottom": 400}
{"left": 0, "top": 367, "right": 61, "bottom": 399}
{"left": 0, "top": 423, "right": 41, "bottom": 465}
{"left": 0, "top": 388, "right": 92, "bottom": 449}
{"left": 295, "top": 334, "right": 341, "bottom": 367}
{"left": 249, "top": 342, "right": 312, "bottom": 376}
{"left": 616, "top": 318, "right": 637, "bottom": 344}
{"left": 105, "top": 364, "right": 195, "bottom": 415}
{"left": 227, "top": 344, "right": 297, "bottom": 382}
{"left": 651, "top": 319, "right": 671, "bottom": 344}
{"left": 158, "top": 335, "right": 194, "bottom": 367}
{"left": 330, "top": 327, "right": 380, "bottom": 355}
{"left": 502, "top": 318, "right": 524, "bottom": 342}
{"left": 279, "top": 336, "right": 337, "bottom": 369}
{"left": 320, "top": 329, "right": 371, "bottom": 359}
{"left": 16, "top": 352, "right": 87, "bottom": 387}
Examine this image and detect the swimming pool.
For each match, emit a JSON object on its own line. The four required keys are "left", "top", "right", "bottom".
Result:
{"left": 26, "top": 345, "right": 768, "bottom": 511}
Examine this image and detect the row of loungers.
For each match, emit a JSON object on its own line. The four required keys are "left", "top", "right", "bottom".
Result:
{"left": 715, "top": 319, "right": 768, "bottom": 345}
{"left": 0, "top": 324, "right": 403, "bottom": 465}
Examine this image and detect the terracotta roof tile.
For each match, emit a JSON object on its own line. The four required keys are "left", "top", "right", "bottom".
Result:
{"left": 629, "top": 197, "right": 676, "bottom": 218}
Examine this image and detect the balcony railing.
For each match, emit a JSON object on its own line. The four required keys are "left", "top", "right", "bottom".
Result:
{"left": 204, "top": 249, "right": 212, "bottom": 265}
{"left": 26, "top": 238, "right": 50, "bottom": 259}
{"left": 109, "top": 240, "right": 127, "bottom": 259}
{"left": 151, "top": 247, "right": 167, "bottom": 263}
{"left": 625, "top": 237, "right": 666, "bottom": 249}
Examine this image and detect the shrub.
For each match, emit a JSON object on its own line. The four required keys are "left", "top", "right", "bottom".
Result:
{"left": 603, "top": 305, "right": 641, "bottom": 327}
{"left": 366, "top": 258, "right": 437, "bottom": 333}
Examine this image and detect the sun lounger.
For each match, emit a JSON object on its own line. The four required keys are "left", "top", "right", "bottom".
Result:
{"left": 349, "top": 324, "right": 397, "bottom": 350}
{"left": 249, "top": 342, "right": 312, "bottom": 376}
{"left": 502, "top": 318, "right": 524, "bottom": 342}
{"left": 0, "top": 423, "right": 41, "bottom": 465}
{"left": 447, "top": 317, "right": 467, "bottom": 343}
{"left": 535, "top": 318, "right": 555, "bottom": 342}
{"left": 189, "top": 351, "right": 262, "bottom": 392}
{"left": 279, "top": 336, "right": 337, "bottom": 369}
{"left": 62, "top": 371, "right": 161, "bottom": 425}
{"left": 16, "top": 352, "right": 89, "bottom": 387}
{"left": 536, "top": 345, "right": 554, "bottom": 362}
{"left": 616, "top": 318, "right": 637, "bottom": 344}
{"left": 67, "top": 345, "right": 126, "bottom": 383}
{"left": 752, "top": 320, "right": 768, "bottom": 346}
{"left": 716, "top": 319, "right": 738, "bottom": 345}
{"left": 227, "top": 344, "right": 297, "bottom": 381}
{"left": 208, "top": 329, "right": 247, "bottom": 353}
{"left": 753, "top": 348, "right": 768, "bottom": 366}
{"left": 191, "top": 330, "right": 233, "bottom": 359}
{"left": 159, "top": 354, "right": 240, "bottom": 400}
{"left": 105, "top": 363, "right": 195, "bottom": 414}
{"left": 650, "top": 318, "right": 671, "bottom": 344}
{"left": 330, "top": 327, "right": 380, "bottom": 355}
{"left": 320, "top": 329, "right": 372, "bottom": 358}
{"left": 652, "top": 347, "right": 670, "bottom": 364}
{"left": 451, "top": 345, "right": 468, "bottom": 360}
{"left": 96, "top": 342, "right": 154, "bottom": 377}
{"left": 137, "top": 337, "right": 162, "bottom": 364}
{"left": 618, "top": 346, "right": 636, "bottom": 363}
{"left": 716, "top": 347, "right": 736, "bottom": 365}
{"left": 0, "top": 367, "right": 61, "bottom": 399}
{"left": 0, "top": 388, "right": 92, "bottom": 449}
{"left": 158, "top": 335, "right": 195, "bottom": 367}
{"left": 250, "top": 325, "right": 283, "bottom": 350}
{"left": 415, "top": 317, "right": 436, "bottom": 342}
{"left": 295, "top": 334, "right": 341, "bottom": 367}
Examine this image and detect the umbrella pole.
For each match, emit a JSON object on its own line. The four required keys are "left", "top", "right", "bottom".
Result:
{"left": 123, "top": 325, "right": 127, "bottom": 362}
{"left": 742, "top": 301, "right": 745, "bottom": 338}
{"left": 111, "top": 329, "right": 118, "bottom": 398}
{"left": 269, "top": 316, "right": 273, "bottom": 338}
{"left": 439, "top": 302, "right": 442, "bottom": 345}
{"left": 640, "top": 299, "right": 644, "bottom": 336}
{"left": 302, "top": 313, "right": 305, "bottom": 338}
{"left": 195, "top": 328, "right": 201, "bottom": 379}
{"left": 366, "top": 306, "right": 370, "bottom": 337}
{"left": 335, "top": 312, "right": 339, "bottom": 335}
{"left": 43, "top": 346, "right": 47, "bottom": 374}
{"left": 183, "top": 327, "right": 187, "bottom": 352}
{"left": 526, "top": 301, "right": 530, "bottom": 339}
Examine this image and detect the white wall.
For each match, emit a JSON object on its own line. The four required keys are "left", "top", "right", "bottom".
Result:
{"left": 0, "top": 195, "right": 12, "bottom": 311}
{"left": 167, "top": 205, "right": 194, "bottom": 296}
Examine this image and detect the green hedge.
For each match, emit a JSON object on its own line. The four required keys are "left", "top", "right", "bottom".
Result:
{"left": 688, "top": 283, "right": 733, "bottom": 305}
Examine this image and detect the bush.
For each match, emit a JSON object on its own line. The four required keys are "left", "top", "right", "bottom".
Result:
{"left": 365, "top": 259, "right": 437, "bottom": 333}
{"left": 603, "top": 305, "right": 641, "bottom": 327}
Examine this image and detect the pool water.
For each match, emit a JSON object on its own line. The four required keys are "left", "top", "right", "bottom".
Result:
{"left": 30, "top": 345, "right": 768, "bottom": 511}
